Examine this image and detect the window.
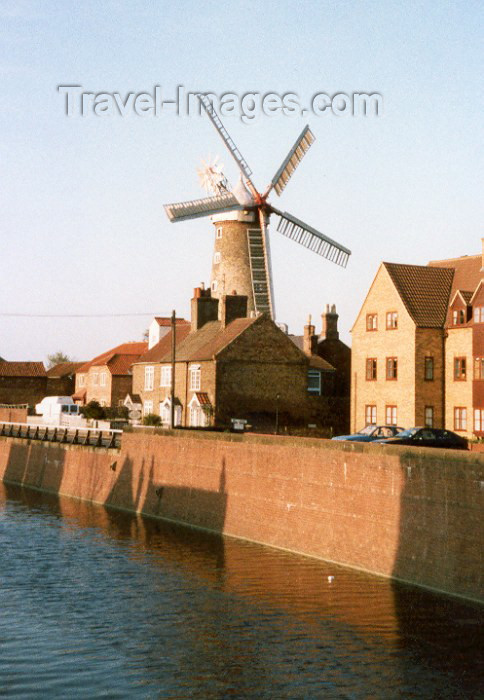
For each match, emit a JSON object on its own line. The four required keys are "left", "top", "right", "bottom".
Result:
{"left": 424, "top": 356, "right": 434, "bottom": 380}
{"left": 144, "top": 366, "right": 154, "bottom": 391}
{"left": 307, "top": 369, "right": 321, "bottom": 395}
{"left": 92, "top": 372, "right": 99, "bottom": 385}
{"left": 474, "top": 409, "right": 484, "bottom": 432}
{"left": 216, "top": 226, "right": 222, "bottom": 239}
{"left": 424, "top": 406, "right": 434, "bottom": 428}
{"left": 78, "top": 374, "right": 85, "bottom": 387}
{"left": 190, "top": 365, "right": 201, "bottom": 391}
{"left": 366, "top": 314, "right": 377, "bottom": 331}
{"left": 474, "top": 357, "right": 484, "bottom": 379}
{"left": 385, "top": 405, "right": 397, "bottom": 425}
{"left": 160, "top": 366, "right": 172, "bottom": 387}
{"left": 474, "top": 307, "right": 484, "bottom": 323}
{"left": 454, "top": 357, "right": 466, "bottom": 380}
{"left": 211, "top": 280, "right": 218, "bottom": 292}
{"left": 453, "top": 309, "right": 466, "bottom": 325}
{"left": 214, "top": 252, "right": 221, "bottom": 264}
{"left": 454, "top": 407, "right": 467, "bottom": 431}
{"left": 366, "top": 358, "right": 377, "bottom": 380}
{"left": 365, "top": 405, "right": 376, "bottom": 425}
{"left": 386, "top": 312, "right": 398, "bottom": 329}
{"left": 386, "top": 357, "right": 398, "bottom": 380}
{"left": 100, "top": 372, "right": 107, "bottom": 387}
{"left": 143, "top": 400, "right": 153, "bottom": 416}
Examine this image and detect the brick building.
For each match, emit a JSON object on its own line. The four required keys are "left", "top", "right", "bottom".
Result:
{"left": 133, "top": 287, "right": 344, "bottom": 432}
{"left": 73, "top": 342, "right": 147, "bottom": 407}
{"left": 46, "top": 362, "right": 85, "bottom": 397}
{"left": 351, "top": 244, "right": 484, "bottom": 439}
{"left": 0, "top": 361, "right": 47, "bottom": 407}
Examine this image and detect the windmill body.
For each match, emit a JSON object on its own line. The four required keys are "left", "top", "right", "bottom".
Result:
{"left": 164, "top": 95, "right": 351, "bottom": 320}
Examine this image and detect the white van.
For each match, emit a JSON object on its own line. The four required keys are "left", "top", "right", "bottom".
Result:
{"left": 35, "top": 396, "right": 80, "bottom": 421}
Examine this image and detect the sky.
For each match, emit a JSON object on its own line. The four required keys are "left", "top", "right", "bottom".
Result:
{"left": 1, "top": 0, "right": 483, "bottom": 363}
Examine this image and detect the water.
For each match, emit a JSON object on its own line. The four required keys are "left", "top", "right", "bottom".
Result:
{"left": 0, "top": 483, "right": 481, "bottom": 698}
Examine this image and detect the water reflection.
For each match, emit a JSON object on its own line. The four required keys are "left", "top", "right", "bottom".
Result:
{"left": 0, "top": 483, "right": 481, "bottom": 698}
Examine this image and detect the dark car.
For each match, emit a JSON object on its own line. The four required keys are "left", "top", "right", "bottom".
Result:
{"left": 332, "top": 425, "right": 404, "bottom": 442}
{"left": 374, "top": 427, "right": 468, "bottom": 450}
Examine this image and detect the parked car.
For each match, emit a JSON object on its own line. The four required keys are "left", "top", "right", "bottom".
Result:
{"left": 374, "top": 427, "right": 468, "bottom": 450}
{"left": 332, "top": 425, "right": 404, "bottom": 442}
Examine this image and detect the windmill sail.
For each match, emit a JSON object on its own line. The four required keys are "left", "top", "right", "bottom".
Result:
{"left": 197, "top": 94, "right": 258, "bottom": 195}
{"left": 268, "top": 125, "right": 315, "bottom": 197}
{"left": 164, "top": 192, "right": 241, "bottom": 223}
{"left": 274, "top": 210, "right": 351, "bottom": 268}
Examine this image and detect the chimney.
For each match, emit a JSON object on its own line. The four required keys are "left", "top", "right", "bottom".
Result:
{"left": 191, "top": 286, "right": 219, "bottom": 331}
{"left": 220, "top": 290, "right": 248, "bottom": 327}
{"left": 303, "top": 314, "right": 318, "bottom": 355}
{"left": 320, "top": 304, "right": 339, "bottom": 341}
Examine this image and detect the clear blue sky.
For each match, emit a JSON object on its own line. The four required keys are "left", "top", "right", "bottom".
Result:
{"left": 1, "top": 0, "right": 482, "bottom": 363}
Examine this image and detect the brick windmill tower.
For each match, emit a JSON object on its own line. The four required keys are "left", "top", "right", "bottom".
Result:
{"left": 164, "top": 95, "right": 351, "bottom": 319}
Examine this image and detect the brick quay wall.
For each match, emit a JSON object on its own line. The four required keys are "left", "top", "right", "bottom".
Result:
{"left": 0, "top": 430, "right": 482, "bottom": 602}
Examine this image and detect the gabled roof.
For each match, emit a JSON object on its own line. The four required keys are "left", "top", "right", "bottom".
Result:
{"left": 308, "top": 356, "right": 336, "bottom": 371}
{"left": 428, "top": 254, "right": 483, "bottom": 298}
{"left": 46, "top": 362, "right": 85, "bottom": 378}
{"left": 383, "top": 263, "right": 454, "bottom": 328}
{"left": 449, "top": 290, "right": 473, "bottom": 307}
{"left": 77, "top": 342, "right": 148, "bottom": 374}
{"left": 137, "top": 323, "right": 191, "bottom": 363}
{"left": 0, "top": 361, "right": 46, "bottom": 377}
{"left": 170, "top": 317, "right": 258, "bottom": 362}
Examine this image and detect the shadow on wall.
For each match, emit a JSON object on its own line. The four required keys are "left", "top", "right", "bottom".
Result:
{"left": 1, "top": 441, "right": 66, "bottom": 498}
{"left": 391, "top": 449, "right": 484, "bottom": 693}
{"left": 104, "top": 453, "right": 228, "bottom": 535}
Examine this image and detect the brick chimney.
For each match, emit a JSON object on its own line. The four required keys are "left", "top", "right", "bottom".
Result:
{"left": 303, "top": 314, "right": 318, "bottom": 355}
{"left": 191, "top": 285, "right": 219, "bottom": 331}
{"left": 220, "top": 290, "right": 248, "bottom": 328}
{"left": 320, "top": 304, "right": 339, "bottom": 341}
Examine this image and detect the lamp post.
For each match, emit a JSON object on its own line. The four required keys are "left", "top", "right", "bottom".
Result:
{"left": 275, "top": 393, "right": 280, "bottom": 435}
{"left": 170, "top": 309, "right": 176, "bottom": 429}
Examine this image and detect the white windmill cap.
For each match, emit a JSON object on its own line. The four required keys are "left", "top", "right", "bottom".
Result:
{"left": 232, "top": 174, "right": 255, "bottom": 207}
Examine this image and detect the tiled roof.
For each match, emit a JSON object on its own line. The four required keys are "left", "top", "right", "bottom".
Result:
{"left": 168, "top": 317, "right": 258, "bottom": 362}
{"left": 46, "top": 362, "right": 85, "bottom": 378}
{"left": 153, "top": 316, "right": 187, "bottom": 327}
{"left": 428, "top": 254, "right": 483, "bottom": 298}
{"left": 0, "top": 361, "right": 46, "bottom": 377}
{"left": 107, "top": 354, "right": 144, "bottom": 375}
{"left": 137, "top": 324, "right": 191, "bottom": 363}
{"left": 289, "top": 335, "right": 304, "bottom": 352}
{"left": 195, "top": 392, "right": 212, "bottom": 406}
{"left": 308, "top": 356, "right": 335, "bottom": 371}
{"left": 72, "top": 388, "right": 86, "bottom": 400}
{"left": 77, "top": 342, "right": 148, "bottom": 373}
{"left": 384, "top": 263, "right": 454, "bottom": 328}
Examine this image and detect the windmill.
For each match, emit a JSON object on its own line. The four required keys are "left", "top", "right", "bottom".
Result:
{"left": 164, "top": 94, "right": 351, "bottom": 319}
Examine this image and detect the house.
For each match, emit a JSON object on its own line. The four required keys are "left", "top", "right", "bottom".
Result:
{"left": 0, "top": 361, "right": 47, "bottom": 407}
{"left": 46, "top": 362, "right": 85, "bottom": 397}
{"left": 351, "top": 241, "right": 484, "bottom": 438}
{"left": 73, "top": 342, "right": 147, "bottom": 407}
{"left": 132, "top": 287, "right": 329, "bottom": 431}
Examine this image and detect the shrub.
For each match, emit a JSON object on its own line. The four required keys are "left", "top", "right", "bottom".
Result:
{"left": 142, "top": 413, "right": 161, "bottom": 426}
{"left": 80, "top": 400, "right": 105, "bottom": 420}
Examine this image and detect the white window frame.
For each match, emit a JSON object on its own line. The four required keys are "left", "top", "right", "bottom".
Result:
{"left": 160, "top": 365, "right": 172, "bottom": 387}
{"left": 365, "top": 405, "right": 376, "bottom": 426}
{"left": 144, "top": 366, "right": 154, "bottom": 391}
{"left": 385, "top": 405, "right": 397, "bottom": 425}
{"left": 216, "top": 226, "right": 222, "bottom": 239}
{"left": 143, "top": 400, "right": 153, "bottom": 416}
{"left": 474, "top": 408, "right": 483, "bottom": 432}
{"left": 78, "top": 374, "right": 86, "bottom": 387}
{"left": 425, "top": 406, "right": 434, "bottom": 428}
{"left": 307, "top": 369, "right": 321, "bottom": 395}
{"left": 92, "top": 372, "right": 99, "bottom": 386}
{"left": 100, "top": 371, "right": 107, "bottom": 387}
{"left": 190, "top": 365, "right": 201, "bottom": 391}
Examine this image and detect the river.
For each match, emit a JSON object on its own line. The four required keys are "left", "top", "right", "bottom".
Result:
{"left": 0, "top": 483, "right": 481, "bottom": 698}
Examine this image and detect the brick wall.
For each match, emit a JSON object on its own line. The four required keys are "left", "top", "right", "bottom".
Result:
{"left": 0, "top": 431, "right": 481, "bottom": 601}
{"left": 445, "top": 327, "right": 473, "bottom": 437}
{"left": 351, "top": 265, "right": 416, "bottom": 431}
{"left": 414, "top": 328, "right": 445, "bottom": 427}
{"left": 0, "top": 377, "right": 47, "bottom": 407}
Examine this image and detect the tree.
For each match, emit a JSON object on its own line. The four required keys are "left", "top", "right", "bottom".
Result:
{"left": 46, "top": 351, "right": 73, "bottom": 369}
{"left": 80, "top": 400, "right": 105, "bottom": 420}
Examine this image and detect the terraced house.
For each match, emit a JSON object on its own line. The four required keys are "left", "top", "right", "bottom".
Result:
{"left": 132, "top": 287, "right": 344, "bottom": 431}
{"left": 351, "top": 241, "right": 484, "bottom": 439}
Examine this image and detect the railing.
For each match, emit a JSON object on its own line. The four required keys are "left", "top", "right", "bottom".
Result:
{"left": 0, "top": 422, "right": 122, "bottom": 449}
